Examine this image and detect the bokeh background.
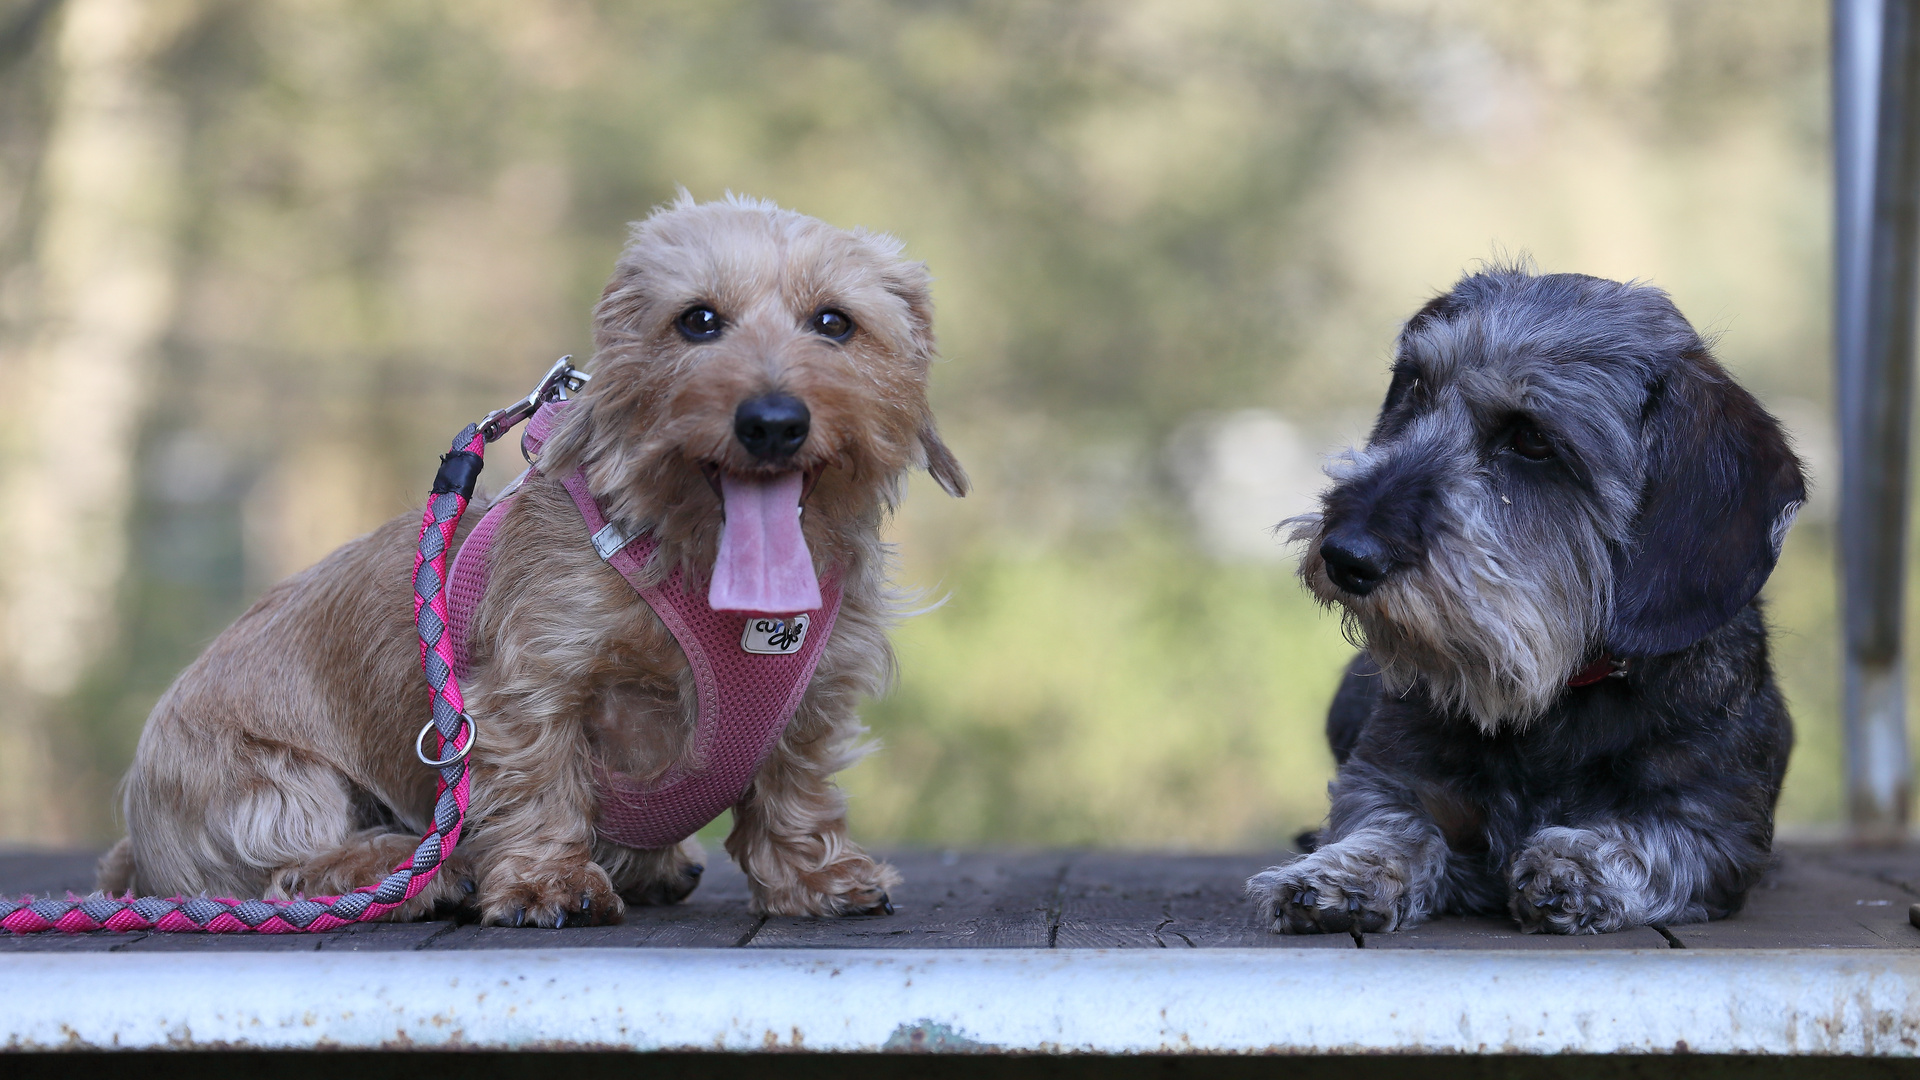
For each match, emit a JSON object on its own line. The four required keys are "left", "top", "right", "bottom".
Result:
{"left": 0, "top": 0, "right": 1845, "bottom": 850}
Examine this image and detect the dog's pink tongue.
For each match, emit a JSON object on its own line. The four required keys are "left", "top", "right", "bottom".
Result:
{"left": 710, "top": 472, "right": 822, "bottom": 614}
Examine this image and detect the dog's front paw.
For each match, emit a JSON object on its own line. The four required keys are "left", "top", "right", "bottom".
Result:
{"left": 611, "top": 837, "right": 708, "bottom": 907}
{"left": 1509, "top": 828, "right": 1640, "bottom": 934}
{"left": 1247, "top": 843, "right": 1419, "bottom": 934}
{"left": 756, "top": 854, "right": 901, "bottom": 917}
{"left": 478, "top": 858, "right": 624, "bottom": 928}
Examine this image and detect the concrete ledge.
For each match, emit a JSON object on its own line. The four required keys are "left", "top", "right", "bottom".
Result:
{"left": 4, "top": 947, "right": 1920, "bottom": 1055}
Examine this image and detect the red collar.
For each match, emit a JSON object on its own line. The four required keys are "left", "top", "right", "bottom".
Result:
{"left": 1567, "top": 653, "right": 1628, "bottom": 687}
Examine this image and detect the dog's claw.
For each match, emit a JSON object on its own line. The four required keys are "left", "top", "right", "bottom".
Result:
{"left": 880, "top": 891, "right": 895, "bottom": 916}
{"left": 460, "top": 879, "right": 477, "bottom": 895}
{"left": 508, "top": 907, "right": 526, "bottom": 928}
{"left": 581, "top": 892, "right": 592, "bottom": 912}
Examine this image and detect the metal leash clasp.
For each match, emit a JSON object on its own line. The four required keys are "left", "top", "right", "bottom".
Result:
{"left": 417, "top": 713, "right": 478, "bottom": 768}
{"left": 477, "top": 356, "right": 590, "bottom": 444}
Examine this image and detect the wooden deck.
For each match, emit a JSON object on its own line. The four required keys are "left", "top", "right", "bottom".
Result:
{"left": 9, "top": 845, "right": 1920, "bottom": 1060}
{"left": 4, "top": 844, "right": 1918, "bottom": 952}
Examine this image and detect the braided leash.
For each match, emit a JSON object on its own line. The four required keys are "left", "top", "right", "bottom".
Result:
{"left": 0, "top": 359, "right": 585, "bottom": 934}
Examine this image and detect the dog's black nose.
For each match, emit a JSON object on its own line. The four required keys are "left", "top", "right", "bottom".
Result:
{"left": 734, "top": 393, "right": 810, "bottom": 461}
{"left": 1320, "top": 528, "right": 1395, "bottom": 596}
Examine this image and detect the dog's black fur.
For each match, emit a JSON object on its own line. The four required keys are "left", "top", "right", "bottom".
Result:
{"left": 1250, "top": 267, "right": 1805, "bottom": 935}
{"left": 1324, "top": 608, "right": 1791, "bottom": 923}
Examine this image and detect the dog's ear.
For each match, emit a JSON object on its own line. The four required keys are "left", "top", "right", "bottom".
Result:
{"left": 879, "top": 258, "right": 937, "bottom": 363}
{"left": 1606, "top": 352, "right": 1805, "bottom": 656}
{"left": 594, "top": 267, "right": 649, "bottom": 339}
{"left": 919, "top": 419, "right": 969, "bottom": 497}
{"left": 871, "top": 250, "right": 963, "bottom": 495}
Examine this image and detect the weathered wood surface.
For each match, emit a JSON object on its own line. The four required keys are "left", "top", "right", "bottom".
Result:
{"left": 2, "top": 845, "right": 1916, "bottom": 952}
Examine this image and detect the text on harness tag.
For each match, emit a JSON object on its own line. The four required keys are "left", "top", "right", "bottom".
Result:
{"left": 591, "top": 520, "right": 633, "bottom": 560}
{"left": 741, "top": 615, "right": 809, "bottom": 655}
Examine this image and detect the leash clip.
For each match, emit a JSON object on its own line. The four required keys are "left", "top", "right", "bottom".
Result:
{"left": 478, "top": 356, "right": 590, "bottom": 443}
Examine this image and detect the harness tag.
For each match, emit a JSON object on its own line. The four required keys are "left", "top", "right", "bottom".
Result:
{"left": 591, "top": 520, "right": 633, "bottom": 560}
{"left": 741, "top": 614, "right": 810, "bottom": 655}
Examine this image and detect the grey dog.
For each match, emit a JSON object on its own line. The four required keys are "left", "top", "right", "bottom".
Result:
{"left": 1248, "top": 266, "right": 1805, "bottom": 935}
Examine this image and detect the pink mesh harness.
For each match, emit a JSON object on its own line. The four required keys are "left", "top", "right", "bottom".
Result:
{"left": 445, "top": 400, "right": 842, "bottom": 850}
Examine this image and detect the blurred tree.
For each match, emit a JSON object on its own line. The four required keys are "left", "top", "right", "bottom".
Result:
{"left": 0, "top": 0, "right": 189, "bottom": 845}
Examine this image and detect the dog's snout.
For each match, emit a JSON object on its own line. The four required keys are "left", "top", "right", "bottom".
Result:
{"left": 734, "top": 393, "right": 811, "bottom": 461}
{"left": 1320, "top": 528, "right": 1395, "bottom": 596}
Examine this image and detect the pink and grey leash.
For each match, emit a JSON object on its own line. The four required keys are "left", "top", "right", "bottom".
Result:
{"left": 0, "top": 358, "right": 587, "bottom": 934}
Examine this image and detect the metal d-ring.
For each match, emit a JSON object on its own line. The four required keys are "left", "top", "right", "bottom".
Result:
{"left": 416, "top": 714, "right": 477, "bottom": 767}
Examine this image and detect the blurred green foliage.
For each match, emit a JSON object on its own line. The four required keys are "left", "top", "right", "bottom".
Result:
{"left": 856, "top": 522, "right": 1355, "bottom": 847}
{"left": 0, "top": 0, "right": 1857, "bottom": 847}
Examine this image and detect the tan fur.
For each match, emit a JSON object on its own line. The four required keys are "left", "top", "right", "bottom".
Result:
{"left": 103, "top": 194, "right": 962, "bottom": 926}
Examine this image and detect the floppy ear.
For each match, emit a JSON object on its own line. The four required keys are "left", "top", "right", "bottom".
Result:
{"left": 871, "top": 251, "right": 965, "bottom": 496}
{"left": 919, "top": 419, "right": 969, "bottom": 497}
{"left": 1606, "top": 354, "right": 1805, "bottom": 656}
{"left": 592, "top": 265, "right": 650, "bottom": 346}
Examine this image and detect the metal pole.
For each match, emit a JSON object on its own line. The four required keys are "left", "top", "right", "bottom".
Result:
{"left": 1838, "top": 0, "right": 1920, "bottom": 844}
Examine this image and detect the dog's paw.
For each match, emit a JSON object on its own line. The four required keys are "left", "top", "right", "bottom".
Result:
{"left": 1509, "top": 828, "right": 1641, "bottom": 935}
{"left": 1247, "top": 843, "right": 1419, "bottom": 934}
{"left": 478, "top": 858, "right": 624, "bottom": 928}
{"left": 755, "top": 855, "right": 901, "bottom": 917}
{"left": 612, "top": 837, "right": 709, "bottom": 907}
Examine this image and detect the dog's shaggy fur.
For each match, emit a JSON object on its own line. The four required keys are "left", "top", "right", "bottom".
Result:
{"left": 1248, "top": 266, "right": 1805, "bottom": 935}
{"left": 100, "top": 194, "right": 968, "bottom": 926}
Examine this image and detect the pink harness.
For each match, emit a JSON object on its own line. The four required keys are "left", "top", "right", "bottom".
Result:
{"left": 446, "top": 400, "right": 842, "bottom": 850}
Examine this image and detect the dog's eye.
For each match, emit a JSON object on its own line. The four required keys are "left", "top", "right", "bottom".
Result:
{"left": 1510, "top": 425, "right": 1554, "bottom": 460}
{"left": 810, "top": 309, "right": 854, "bottom": 342}
{"left": 677, "top": 306, "right": 722, "bottom": 341}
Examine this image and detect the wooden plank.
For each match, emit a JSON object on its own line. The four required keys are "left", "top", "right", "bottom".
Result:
{"left": 746, "top": 851, "right": 1064, "bottom": 948}
{"left": 1365, "top": 914, "right": 1671, "bottom": 950}
{"left": 1050, "top": 851, "right": 1163, "bottom": 948}
{"left": 427, "top": 910, "right": 759, "bottom": 950}
{"left": 1812, "top": 843, "right": 1920, "bottom": 898}
{"left": 317, "top": 921, "right": 460, "bottom": 951}
{"left": 0, "top": 931, "right": 145, "bottom": 953}
{"left": 1056, "top": 852, "right": 1354, "bottom": 948}
{"left": 1662, "top": 848, "right": 1919, "bottom": 949}
{"left": 115, "top": 920, "right": 454, "bottom": 952}
{"left": 4, "top": 846, "right": 1920, "bottom": 952}
{"left": 0, "top": 851, "right": 100, "bottom": 898}
{"left": 428, "top": 920, "right": 735, "bottom": 950}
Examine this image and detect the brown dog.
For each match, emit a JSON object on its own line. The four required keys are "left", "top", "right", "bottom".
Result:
{"left": 99, "top": 194, "right": 968, "bottom": 926}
